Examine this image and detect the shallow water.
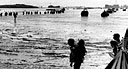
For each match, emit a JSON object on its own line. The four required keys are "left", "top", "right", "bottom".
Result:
{"left": 0, "top": 8, "right": 128, "bottom": 43}
{"left": 0, "top": 8, "right": 128, "bottom": 69}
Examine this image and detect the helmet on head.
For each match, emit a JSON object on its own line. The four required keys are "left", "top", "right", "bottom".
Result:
{"left": 68, "top": 38, "right": 75, "bottom": 46}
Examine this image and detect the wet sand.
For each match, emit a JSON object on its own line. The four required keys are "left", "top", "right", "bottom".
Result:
{"left": 0, "top": 28, "right": 113, "bottom": 69}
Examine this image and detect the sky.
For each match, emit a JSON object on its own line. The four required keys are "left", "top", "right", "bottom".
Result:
{"left": 0, "top": 0, "right": 127, "bottom": 7}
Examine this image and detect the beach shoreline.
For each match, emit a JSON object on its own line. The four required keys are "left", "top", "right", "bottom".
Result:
{"left": 0, "top": 8, "right": 125, "bottom": 69}
{"left": 0, "top": 32, "right": 113, "bottom": 69}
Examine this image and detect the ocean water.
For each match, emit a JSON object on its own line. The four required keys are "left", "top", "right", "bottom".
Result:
{"left": 0, "top": 8, "right": 128, "bottom": 69}
{"left": 0, "top": 8, "right": 128, "bottom": 45}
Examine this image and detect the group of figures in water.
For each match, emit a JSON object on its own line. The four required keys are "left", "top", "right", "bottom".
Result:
{"left": 44, "top": 8, "right": 65, "bottom": 14}
{"left": 44, "top": 5, "right": 65, "bottom": 14}
{"left": 0, "top": 8, "right": 66, "bottom": 17}
{"left": 0, "top": 11, "right": 43, "bottom": 17}
{"left": 0, "top": 10, "right": 64, "bottom": 17}
{"left": 0, "top": 11, "right": 18, "bottom": 16}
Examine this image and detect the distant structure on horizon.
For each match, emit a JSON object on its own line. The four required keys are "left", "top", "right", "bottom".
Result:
{"left": 120, "top": 5, "right": 128, "bottom": 9}
{"left": 105, "top": 4, "right": 120, "bottom": 9}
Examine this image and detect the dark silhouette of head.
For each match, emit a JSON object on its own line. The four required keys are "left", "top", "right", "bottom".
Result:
{"left": 113, "top": 33, "right": 120, "bottom": 42}
{"left": 78, "top": 39, "right": 85, "bottom": 47}
{"left": 68, "top": 38, "right": 75, "bottom": 46}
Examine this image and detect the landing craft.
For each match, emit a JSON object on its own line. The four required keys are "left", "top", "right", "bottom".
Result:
{"left": 44, "top": 5, "right": 66, "bottom": 14}
{"left": 101, "top": 10, "right": 109, "bottom": 17}
{"left": 123, "top": 8, "right": 126, "bottom": 11}
{"left": 81, "top": 8, "right": 89, "bottom": 17}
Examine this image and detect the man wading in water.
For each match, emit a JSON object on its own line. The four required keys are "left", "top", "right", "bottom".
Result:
{"left": 12, "top": 12, "right": 18, "bottom": 36}
{"left": 13, "top": 12, "right": 18, "bottom": 27}
{"left": 68, "top": 39, "right": 87, "bottom": 69}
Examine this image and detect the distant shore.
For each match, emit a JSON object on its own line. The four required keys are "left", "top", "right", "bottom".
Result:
{"left": 0, "top": 4, "right": 39, "bottom": 8}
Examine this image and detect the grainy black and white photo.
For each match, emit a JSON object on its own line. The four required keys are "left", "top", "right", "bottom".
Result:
{"left": 0, "top": 0, "right": 128, "bottom": 69}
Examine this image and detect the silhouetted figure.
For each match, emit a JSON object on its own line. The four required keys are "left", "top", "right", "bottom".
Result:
{"left": 68, "top": 38, "right": 76, "bottom": 67}
{"left": 101, "top": 10, "right": 109, "bottom": 17}
{"left": 47, "top": 11, "right": 49, "bottom": 14}
{"left": 50, "top": 10, "right": 56, "bottom": 14}
{"left": 113, "top": 33, "right": 121, "bottom": 51}
{"left": 13, "top": 12, "right": 17, "bottom": 18}
{"left": 16, "top": 12, "right": 18, "bottom": 15}
{"left": 105, "top": 29, "right": 128, "bottom": 69}
{"left": 13, "top": 12, "right": 18, "bottom": 27}
{"left": 35, "top": 11, "right": 38, "bottom": 14}
{"left": 81, "top": 8, "right": 89, "bottom": 17}
{"left": 61, "top": 8, "right": 65, "bottom": 13}
{"left": 74, "top": 39, "right": 87, "bottom": 69}
{"left": 0, "top": 13, "right": 2, "bottom": 16}
{"left": 110, "top": 33, "right": 121, "bottom": 56}
{"left": 44, "top": 11, "right": 47, "bottom": 14}
{"left": 55, "top": 10, "right": 61, "bottom": 14}
{"left": 39, "top": 12, "right": 41, "bottom": 14}
{"left": 23, "top": 11, "right": 25, "bottom": 15}
{"left": 9, "top": 12, "right": 13, "bottom": 16}
{"left": 28, "top": 11, "right": 30, "bottom": 15}
{"left": 5, "top": 12, "right": 8, "bottom": 16}
{"left": 113, "top": 33, "right": 121, "bottom": 44}
{"left": 110, "top": 40, "right": 118, "bottom": 56}
{"left": 26, "top": 12, "right": 28, "bottom": 15}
